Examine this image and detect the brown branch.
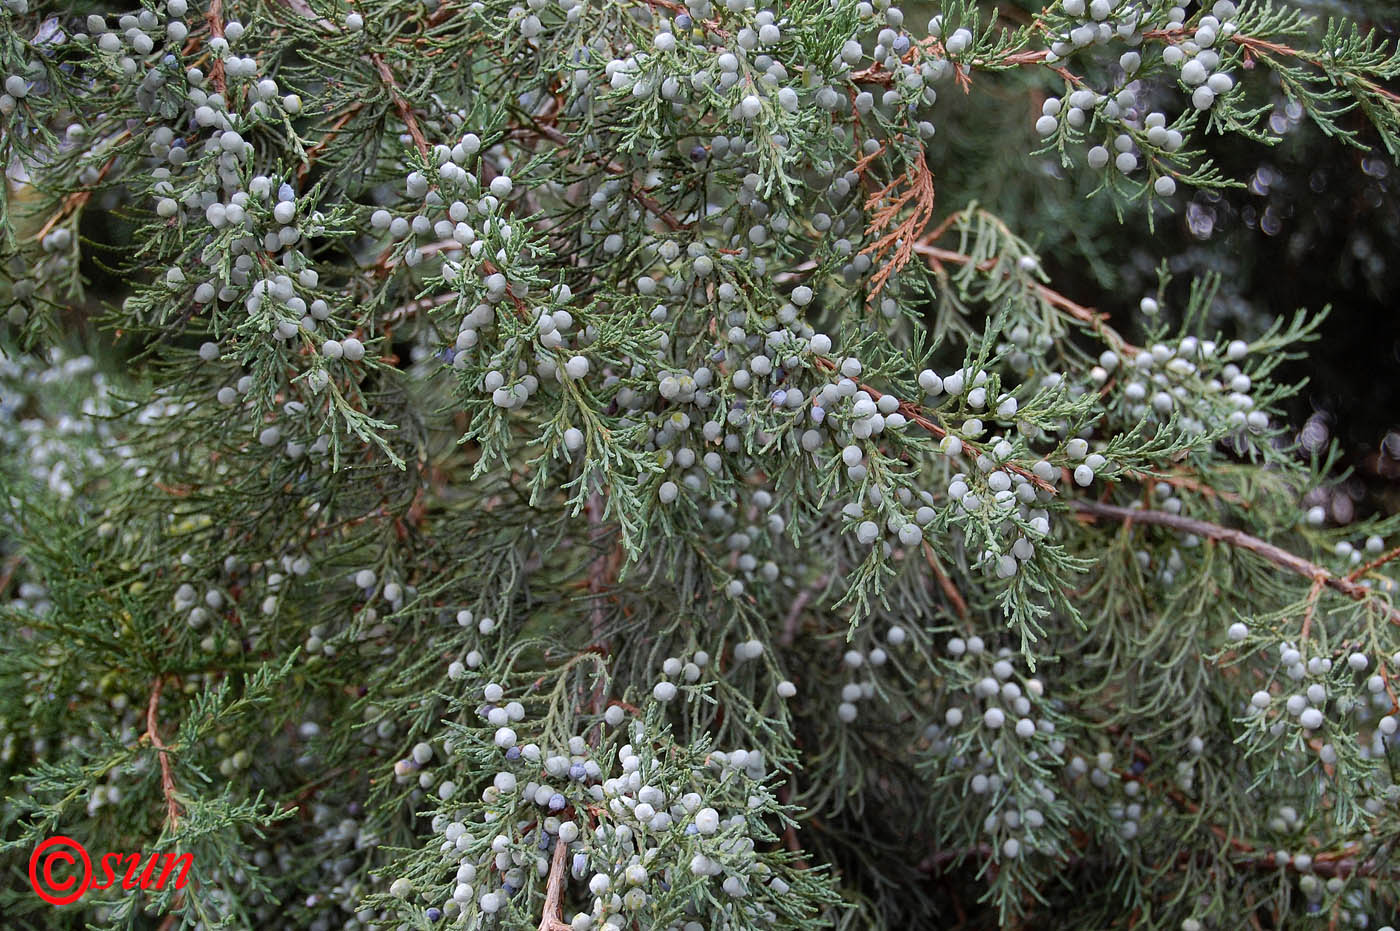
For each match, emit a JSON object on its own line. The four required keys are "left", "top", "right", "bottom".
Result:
{"left": 206, "top": 0, "right": 226, "bottom": 95}
{"left": 426, "top": 2, "right": 461, "bottom": 26}
{"left": 536, "top": 832, "right": 572, "bottom": 931}
{"left": 776, "top": 781, "right": 811, "bottom": 871}
{"left": 1300, "top": 575, "right": 1326, "bottom": 642}
{"left": 1374, "top": 661, "right": 1400, "bottom": 716}
{"left": 1126, "top": 468, "right": 1247, "bottom": 506}
{"left": 0, "top": 553, "right": 22, "bottom": 598}
{"left": 385, "top": 291, "right": 456, "bottom": 326}
{"left": 1071, "top": 499, "right": 1400, "bottom": 625}
{"left": 1346, "top": 542, "right": 1400, "bottom": 582}
{"left": 276, "top": 0, "right": 338, "bottom": 29}
{"left": 920, "top": 842, "right": 993, "bottom": 871}
{"left": 31, "top": 132, "right": 129, "bottom": 242}
{"left": 145, "top": 677, "right": 182, "bottom": 830}
{"left": 376, "top": 236, "right": 461, "bottom": 275}
{"left": 297, "top": 104, "right": 366, "bottom": 181}
{"left": 922, "top": 541, "right": 969, "bottom": 619}
{"left": 779, "top": 584, "right": 819, "bottom": 647}
{"left": 372, "top": 53, "right": 428, "bottom": 159}
{"left": 912, "top": 241, "right": 1138, "bottom": 356}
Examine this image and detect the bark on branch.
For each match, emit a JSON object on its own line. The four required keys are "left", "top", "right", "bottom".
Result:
{"left": 145, "top": 677, "right": 183, "bottom": 829}
{"left": 535, "top": 819, "right": 572, "bottom": 931}
{"left": 1071, "top": 499, "right": 1400, "bottom": 625}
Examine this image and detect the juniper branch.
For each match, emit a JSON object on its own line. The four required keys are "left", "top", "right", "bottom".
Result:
{"left": 1071, "top": 498, "right": 1400, "bottom": 624}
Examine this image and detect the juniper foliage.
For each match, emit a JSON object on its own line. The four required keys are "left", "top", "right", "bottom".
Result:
{"left": 1, "top": 0, "right": 1399, "bottom": 928}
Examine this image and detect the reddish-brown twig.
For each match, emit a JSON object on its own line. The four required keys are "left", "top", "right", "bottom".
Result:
{"left": 779, "top": 588, "right": 813, "bottom": 647}
{"left": 1300, "top": 575, "right": 1326, "bottom": 642}
{"left": 206, "top": 0, "right": 227, "bottom": 95}
{"left": 775, "top": 781, "right": 811, "bottom": 871}
{"left": 372, "top": 53, "right": 429, "bottom": 159}
{"left": 0, "top": 554, "right": 22, "bottom": 598}
{"left": 31, "top": 132, "right": 130, "bottom": 242}
{"left": 1346, "top": 543, "right": 1400, "bottom": 582}
{"left": 922, "top": 541, "right": 970, "bottom": 619}
{"left": 535, "top": 833, "right": 572, "bottom": 931}
{"left": 384, "top": 291, "right": 457, "bottom": 326}
{"left": 1125, "top": 469, "right": 1248, "bottom": 506}
{"left": 1072, "top": 499, "right": 1400, "bottom": 625}
{"left": 145, "top": 678, "right": 182, "bottom": 830}
{"left": 1373, "top": 661, "right": 1399, "bottom": 715}
{"left": 297, "top": 104, "right": 367, "bottom": 181}
{"left": 912, "top": 241, "right": 1138, "bottom": 356}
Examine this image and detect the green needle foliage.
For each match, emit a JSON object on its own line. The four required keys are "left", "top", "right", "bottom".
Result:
{"left": 0, "top": 0, "right": 1398, "bottom": 928}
